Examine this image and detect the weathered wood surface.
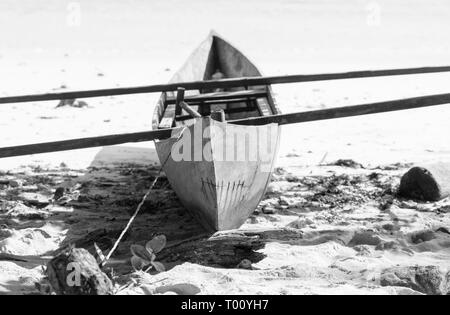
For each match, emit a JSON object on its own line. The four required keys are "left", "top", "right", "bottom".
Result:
{"left": 398, "top": 163, "right": 450, "bottom": 201}
{"left": 1, "top": 66, "right": 450, "bottom": 105}
{"left": 232, "top": 92, "right": 450, "bottom": 126}
{"left": 180, "top": 101, "right": 202, "bottom": 118}
{"left": 46, "top": 247, "right": 114, "bottom": 295}
{"left": 0, "top": 129, "right": 172, "bottom": 158}
{"left": 175, "top": 87, "right": 185, "bottom": 116}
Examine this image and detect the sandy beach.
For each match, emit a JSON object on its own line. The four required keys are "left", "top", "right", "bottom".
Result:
{"left": 1, "top": 0, "right": 450, "bottom": 295}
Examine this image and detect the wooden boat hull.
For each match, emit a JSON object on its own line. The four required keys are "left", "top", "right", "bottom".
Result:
{"left": 155, "top": 117, "right": 280, "bottom": 231}
{"left": 153, "top": 32, "right": 281, "bottom": 231}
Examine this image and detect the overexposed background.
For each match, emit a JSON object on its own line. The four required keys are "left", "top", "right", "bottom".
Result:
{"left": 1, "top": 0, "right": 450, "bottom": 168}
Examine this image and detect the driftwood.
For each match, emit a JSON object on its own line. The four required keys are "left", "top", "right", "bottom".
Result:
{"left": 158, "top": 229, "right": 304, "bottom": 268}
{"left": 46, "top": 247, "right": 114, "bottom": 295}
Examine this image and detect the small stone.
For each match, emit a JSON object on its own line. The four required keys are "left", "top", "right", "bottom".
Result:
{"left": 376, "top": 241, "right": 400, "bottom": 251}
{"left": 8, "top": 180, "right": 21, "bottom": 188}
{"left": 287, "top": 218, "right": 314, "bottom": 229}
{"left": 75, "top": 100, "right": 88, "bottom": 108}
{"left": 237, "top": 259, "right": 253, "bottom": 270}
{"left": 278, "top": 196, "right": 291, "bottom": 206}
{"left": 0, "top": 228, "right": 12, "bottom": 239}
{"left": 382, "top": 223, "right": 400, "bottom": 232}
{"left": 262, "top": 206, "right": 276, "bottom": 214}
{"left": 353, "top": 245, "right": 372, "bottom": 256}
{"left": 53, "top": 187, "right": 65, "bottom": 201}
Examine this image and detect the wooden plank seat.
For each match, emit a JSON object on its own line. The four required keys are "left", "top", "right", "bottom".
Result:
{"left": 174, "top": 97, "right": 262, "bottom": 106}
{"left": 176, "top": 106, "right": 259, "bottom": 122}
{"left": 165, "top": 89, "right": 267, "bottom": 104}
{"left": 159, "top": 89, "right": 272, "bottom": 128}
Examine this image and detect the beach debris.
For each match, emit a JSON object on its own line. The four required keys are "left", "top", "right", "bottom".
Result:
{"left": 398, "top": 163, "right": 450, "bottom": 201}
{"left": 328, "top": 159, "right": 364, "bottom": 169}
{"left": 353, "top": 245, "right": 373, "bottom": 256}
{"left": 287, "top": 217, "right": 314, "bottom": 229}
{"left": 380, "top": 266, "right": 449, "bottom": 295}
{"left": 130, "top": 235, "right": 167, "bottom": 273}
{"left": 18, "top": 192, "right": 50, "bottom": 208}
{"left": 56, "top": 99, "right": 88, "bottom": 108}
{"left": 46, "top": 247, "right": 114, "bottom": 295}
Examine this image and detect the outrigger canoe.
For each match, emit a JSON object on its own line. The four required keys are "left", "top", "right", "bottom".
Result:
{"left": 152, "top": 32, "right": 282, "bottom": 231}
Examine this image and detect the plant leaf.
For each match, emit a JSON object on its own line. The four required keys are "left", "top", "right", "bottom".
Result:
{"left": 146, "top": 235, "right": 167, "bottom": 254}
{"left": 131, "top": 244, "right": 153, "bottom": 261}
{"left": 155, "top": 283, "right": 201, "bottom": 295}
{"left": 151, "top": 261, "right": 166, "bottom": 273}
{"left": 131, "top": 256, "right": 146, "bottom": 271}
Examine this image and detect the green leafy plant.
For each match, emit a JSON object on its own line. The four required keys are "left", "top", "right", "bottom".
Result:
{"left": 130, "top": 235, "right": 166, "bottom": 273}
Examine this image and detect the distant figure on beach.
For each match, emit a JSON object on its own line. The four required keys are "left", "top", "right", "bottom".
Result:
{"left": 212, "top": 69, "right": 225, "bottom": 92}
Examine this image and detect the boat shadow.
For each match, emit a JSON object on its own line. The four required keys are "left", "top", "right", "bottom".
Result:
{"left": 55, "top": 145, "right": 210, "bottom": 274}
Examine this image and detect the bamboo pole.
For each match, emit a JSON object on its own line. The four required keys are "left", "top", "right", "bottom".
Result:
{"left": 1, "top": 66, "right": 450, "bottom": 104}
{"left": 1, "top": 92, "right": 450, "bottom": 158}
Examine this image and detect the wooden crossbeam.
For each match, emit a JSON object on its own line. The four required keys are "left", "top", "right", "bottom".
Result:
{"left": 1, "top": 92, "right": 450, "bottom": 158}
{"left": 176, "top": 106, "right": 258, "bottom": 122}
{"left": 166, "top": 89, "right": 267, "bottom": 104}
{"left": 1, "top": 66, "right": 450, "bottom": 104}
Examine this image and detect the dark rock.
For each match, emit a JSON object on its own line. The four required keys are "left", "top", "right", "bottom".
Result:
{"left": 262, "top": 206, "right": 276, "bottom": 214}
{"left": 380, "top": 266, "right": 448, "bottom": 295}
{"left": 349, "top": 230, "right": 382, "bottom": 247}
{"left": 436, "top": 227, "right": 450, "bottom": 235}
{"left": 8, "top": 180, "right": 21, "bottom": 188}
{"left": 382, "top": 223, "right": 400, "bottom": 232}
{"left": 53, "top": 187, "right": 65, "bottom": 201}
{"left": 398, "top": 163, "right": 450, "bottom": 201}
{"left": 410, "top": 230, "right": 436, "bottom": 244}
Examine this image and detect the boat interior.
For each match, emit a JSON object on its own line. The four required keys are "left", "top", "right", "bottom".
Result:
{"left": 157, "top": 36, "right": 278, "bottom": 129}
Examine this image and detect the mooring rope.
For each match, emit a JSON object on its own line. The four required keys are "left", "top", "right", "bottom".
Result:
{"left": 101, "top": 131, "right": 185, "bottom": 267}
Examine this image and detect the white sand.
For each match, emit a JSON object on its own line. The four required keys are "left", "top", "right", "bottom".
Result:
{"left": 1, "top": 0, "right": 450, "bottom": 295}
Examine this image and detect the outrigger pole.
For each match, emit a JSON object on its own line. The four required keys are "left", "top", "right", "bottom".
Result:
{"left": 1, "top": 92, "right": 450, "bottom": 158}
{"left": 1, "top": 65, "right": 450, "bottom": 104}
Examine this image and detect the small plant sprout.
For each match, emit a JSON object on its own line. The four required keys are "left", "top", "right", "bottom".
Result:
{"left": 130, "top": 235, "right": 167, "bottom": 273}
